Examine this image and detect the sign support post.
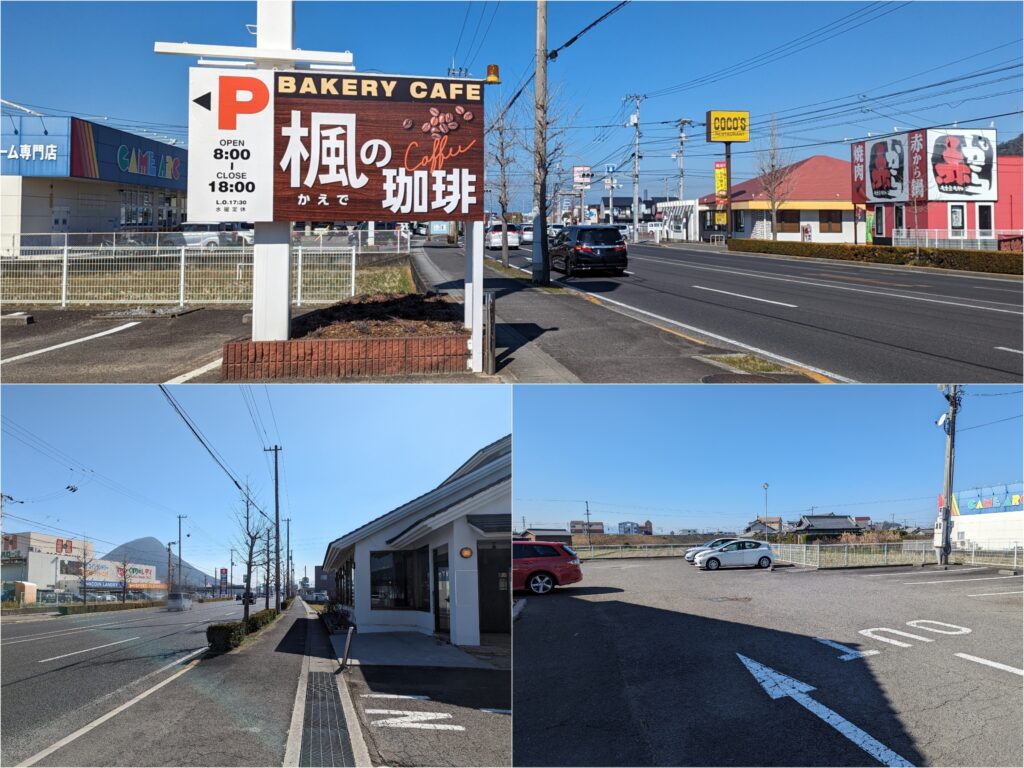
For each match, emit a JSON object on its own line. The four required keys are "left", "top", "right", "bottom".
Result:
{"left": 724, "top": 141, "right": 732, "bottom": 241}
{"left": 465, "top": 220, "right": 484, "bottom": 372}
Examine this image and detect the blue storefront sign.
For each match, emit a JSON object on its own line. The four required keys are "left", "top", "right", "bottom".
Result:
{"left": 1, "top": 115, "right": 71, "bottom": 177}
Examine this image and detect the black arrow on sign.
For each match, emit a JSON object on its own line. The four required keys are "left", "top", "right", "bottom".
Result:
{"left": 193, "top": 92, "right": 212, "bottom": 111}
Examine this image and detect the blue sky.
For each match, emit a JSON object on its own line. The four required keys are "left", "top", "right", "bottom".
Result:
{"left": 2, "top": 1, "right": 1021, "bottom": 210}
{"left": 1, "top": 385, "right": 510, "bottom": 582}
{"left": 513, "top": 385, "right": 1023, "bottom": 533}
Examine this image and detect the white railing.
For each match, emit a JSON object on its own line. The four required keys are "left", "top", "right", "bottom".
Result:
{"left": 772, "top": 541, "right": 1022, "bottom": 569}
{"left": 298, "top": 228, "right": 411, "bottom": 254}
{"left": 1, "top": 244, "right": 357, "bottom": 306}
{"left": 891, "top": 228, "right": 1023, "bottom": 252}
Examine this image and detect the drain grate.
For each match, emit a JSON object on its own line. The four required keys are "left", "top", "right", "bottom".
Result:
{"left": 299, "top": 671, "right": 355, "bottom": 767}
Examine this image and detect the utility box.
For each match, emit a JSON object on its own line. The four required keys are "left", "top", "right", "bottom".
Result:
{"left": 15, "top": 581, "right": 37, "bottom": 605}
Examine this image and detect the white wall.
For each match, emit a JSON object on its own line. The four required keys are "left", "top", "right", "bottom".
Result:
{"left": 0, "top": 176, "right": 23, "bottom": 240}
{"left": 734, "top": 209, "right": 858, "bottom": 244}
{"left": 951, "top": 510, "right": 1024, "bottom": 549}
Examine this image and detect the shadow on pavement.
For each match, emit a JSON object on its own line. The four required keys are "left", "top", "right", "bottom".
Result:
{"left": 354, "top": 665, "right": 511, "bottom": 711}
{"left": 513, "top": 592, "right": 924, "bottom": 767}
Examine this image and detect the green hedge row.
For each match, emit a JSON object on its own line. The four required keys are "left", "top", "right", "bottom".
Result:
{"left": 281, "top": 597, "right": 293, "bottom": 611}
{"left": 207, "top": 621, "right": 246, "bottom": 652}
{"left": 245, "top": 608, "right": 279, "bottom": 634}
{"left": 57, "top": 600, "right": 165, "bottom": 615}
{"left": 726, "top": 238, "right": 1023, "bottom": 275}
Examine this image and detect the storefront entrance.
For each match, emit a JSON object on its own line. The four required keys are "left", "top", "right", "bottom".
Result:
{"left": 477, "top": 542, "right": 511, "bottom": 633}
{"left": 433, "top": 548, "right": 450, "bottom": 635}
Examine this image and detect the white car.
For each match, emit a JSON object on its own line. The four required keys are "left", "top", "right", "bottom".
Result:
{"left": 166, "top": 592, "right": 194, "bottom": 611}
{"left": 684, "top": 537, "right": 736, "bottom": 562}
{"left": 521, "top": 224, "right": 534, "bottom": 245}
{"left": 694, "top": 539, "right": 773, "bottom": 571}
{"left": 486, "top": 224, "right": 520, "bottom": 249}
{"left": 547, "top": 223, "right": 565, "bottom": 239}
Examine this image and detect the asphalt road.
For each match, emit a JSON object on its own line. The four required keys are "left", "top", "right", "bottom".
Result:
{"left": 0, "top": 599, "right": 253, "bottom": 766}
{"left": 513, "top": 559, "right": 1023, "bottom": 767}
{"left": 500, "top": 243, "right": 1023, "bottom": 383}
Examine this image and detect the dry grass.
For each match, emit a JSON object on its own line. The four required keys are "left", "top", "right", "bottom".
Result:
{"left": 707, "top": 353, "right": 788, "bottom": 374}
{"left": 292, "top": 292, "right": 466, "bottom": 339}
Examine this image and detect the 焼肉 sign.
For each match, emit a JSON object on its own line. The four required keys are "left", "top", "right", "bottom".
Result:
{"left": 188, "top": 69, "right": 485, "bottom": 223}
{"left": 705, "top": 111, "right": 750, "bottom": 143}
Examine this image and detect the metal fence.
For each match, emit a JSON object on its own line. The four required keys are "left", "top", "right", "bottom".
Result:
{"left": 1, "top": 244, "right": 357, "bottom": 306}
{"left": 891, "top": 228, "right": 1023, "bottom": 252}
{"left": 575, "top": 544, "right": 689, "bottom": 560}
{"left": 772, "top": 541, "right": 1022, "bottom": 569}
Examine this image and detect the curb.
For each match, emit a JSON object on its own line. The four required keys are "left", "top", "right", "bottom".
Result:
{"left": 512, "top": 599, "right": 526, "bottom": 622}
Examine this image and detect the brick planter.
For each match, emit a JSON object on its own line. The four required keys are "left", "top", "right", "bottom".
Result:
{"left": 222, "top": 335, "right": 469, "bottom": 380}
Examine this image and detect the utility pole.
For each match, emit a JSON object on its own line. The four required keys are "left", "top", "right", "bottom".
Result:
{"left": 265, "top": 445, "right": 282, "bottom": 611}
{"left": 936, "top": 385, "right": 961, "bottom": 566}
{"left": 230, "top": 548, "right": 235, "bottom": 597}
{"left": 584, "top": 500, "right": 592, "bottom": 547}
{"left": 264, "top": 529, "right": 271, "bottom": 611}
{"left": 166, "top": 541, "right": 175, "bottom": 595}
{"left": 676, "top": 119, "right": 692, "bottom": 239}
{"left": 177, "top": 515, "right": 187, "bottom": 592}
{"left": 626, "top": 94, "right": 645, "bottom": 244}
{"left": 762, "top": 482, "right": 770, "bottom": 543}
{"left": 284, "top": 517, "right": 291, "bottom": 599}
{"left": 531, "top": 0, "right": 550, "bottom": 285}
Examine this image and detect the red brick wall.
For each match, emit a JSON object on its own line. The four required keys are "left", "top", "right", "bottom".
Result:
{"left": 222, "top": 336, "right": 469, "bottom": 380}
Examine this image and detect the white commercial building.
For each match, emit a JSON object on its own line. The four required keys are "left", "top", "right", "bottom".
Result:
{"left": 949, "top": 510, "right": 1024, "bottom": 550}
{"left": 322, "top": 436, "right": 511, "bottom": 647}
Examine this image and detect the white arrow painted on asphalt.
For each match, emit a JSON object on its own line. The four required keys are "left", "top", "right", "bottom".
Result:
{"left": 814, "top": 637, "right": 881, "bottom": 662}
{"left": 736, "top": 653, "right": 914, "bottom": 767}
{"left": 364, "top": 709, "right": 465, "bottom": 731}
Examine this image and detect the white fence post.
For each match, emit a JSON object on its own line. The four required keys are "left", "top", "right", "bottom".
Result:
{"left": 296, "top": 247, "right": 303, "bottom": 307}
{"left": 178, "top": 247, "right": 186, "bottom": 306}
{"left": 60, "top": 238, "right": 69, "bottom": 307}
{"left": 883, "top": 543, "right": 888, "bottom": 566}
{"left": 844, "top": 545, "right": 849, "bottom": 567}
{"left": 350, "top": 247, "right": 357, "bottom": 297}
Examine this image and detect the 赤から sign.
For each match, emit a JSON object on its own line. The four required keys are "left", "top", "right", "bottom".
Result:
{"left": 273, "top": 73, "right": 484, "bottom": 222}
{"left": 186, "top": 70, "right": 485, "bottom": 223}
{"left": 705, "top": 111, "right": 750, "bottom": 143}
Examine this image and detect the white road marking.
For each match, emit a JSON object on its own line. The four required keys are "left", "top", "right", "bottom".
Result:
{"left": 361, "top": 693, "right": 431, "bottom": 700}
{"left": 630, "top": 253, "right": 1023, "bottom": 315}
{"left": 968, "top": 590, "right": 1024, "bottom": 597}
{"left": 994, "top": 346, "right": 1023, "bottom": 354}
{"left": 858, "top": 628, "right": 934, "bottom": 648}
{"left": 0, "top": 322, "right": 141, "bottom": 365}
{"left": 164, "top": 357, "right": 223, "bottom": 384}
{"left": 813, "top": 637, "right": 880, "bottom": 661}
{"left": 865, "top": 566, "right": 989, "bottom": 577}
{"left": 906, "top": 620, "right": 971, "bottom": 635}
{"left": 365, "top": 709, "right": 465, "bottom": 731}
{"left": 15, "top": 657, "right": 201, "bottom": 767}
{"left": 1, "top": 616, "right": 158, "bottom": 645}
{"left": 480, "top": 708, "right": 512, "bottom": 714}
{"left": 557, "top": 288, "right": 855, "bottom": 382}
{"left": 692, "top": 284, "right": 798, "bottom": 308}
{"left": 737, "top": 653, "right": 913, "bottom": 767}
{"left": 955, "top": 653, "right": 1024, "bottom": 677}
{"left": 37, "top": 636, "right": 140, "bottom": 663}
{"left": 903, "top": 575, "right": 1024, "bottom": 585}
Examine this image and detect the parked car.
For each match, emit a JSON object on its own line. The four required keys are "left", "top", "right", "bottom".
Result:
{"left": 547, "top": 223, "right": 565, "bottom": 239}
{"left": 513, "top": 540, "right": 583, "bottom": 595}
{"left": 414, "top": 223, "right": 429, "bottom": 236}
{"left": 521, "top": 224, "right": 534, "bottom": 245}
{"left": 485, "top": 223, "right": 520, "bottom": 250}
{"left": 550, "top": 225, "right": 628, "bottom": 276}
{"left": 684, "top": 537, "right": 738, "bottom": 562}
{"left": 694, "top": 539, "right": 773, "bottom": 571}
{"left": 166, "top": 592, "right": 194, "bottom": 611}
{"left": 180, "top": 222, "right": 233, "bottom": 249}
{"left": 241, "top": 592, "right": 256, "bottom": 605}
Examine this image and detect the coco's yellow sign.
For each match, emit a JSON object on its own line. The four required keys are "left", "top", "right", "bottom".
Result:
{"left": 706, "top": 110, "right": 750, "bottom": 143}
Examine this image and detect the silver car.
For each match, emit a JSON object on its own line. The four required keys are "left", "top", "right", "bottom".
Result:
{"left": 695, "top": 539, "right": 773, "bottom": 571}
{"left": 684, "top": 537, "right": 736, "bottom": 562}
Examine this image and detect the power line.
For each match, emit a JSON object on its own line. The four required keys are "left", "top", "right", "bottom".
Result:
{"left": 451, "top": 2, "right": 473, "bottom": 67}
{"left": 466, "top": 1, "right": 502, "bottom": 71}
{"left": 958, "top": 415, "right": 1023, "bottom": 433}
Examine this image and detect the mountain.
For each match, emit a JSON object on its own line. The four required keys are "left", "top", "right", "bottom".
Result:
{"left": 102, "top": 536, "right": 215, "bottom": 588}
{"left": 997, "top": 133, "right": 1022, "bottom": 156}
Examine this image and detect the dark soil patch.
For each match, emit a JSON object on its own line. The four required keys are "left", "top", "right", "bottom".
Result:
{"left": 292, "top": 292, "right": 466, "bottom": 339}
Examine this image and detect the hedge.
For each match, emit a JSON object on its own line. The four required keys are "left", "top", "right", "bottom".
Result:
{"left": 281, "top": 597, "right": 293, "bottom": 611}
{"left": 207, "top": 621, "right": 246, "bottom": 652}
{"left": 57, "top": 600, "right": 166, "bottom": 615}
{"left": 245, "top": 608, "right": 279, "bottom": 633}
{"left": 726, "top": 238, "right": 1023, "bottom": 275}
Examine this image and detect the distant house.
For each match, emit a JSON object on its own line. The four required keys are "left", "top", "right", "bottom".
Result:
{"left": 853, "top": 516, "right": 872, "bottom": 528}
{"left": 569, "top": 520, "right": 605, "bottom": 534}
{"left": 521, "top": 528, "right": 573, "bottom": 546}
{"left": 793, "top": 513, "right": 862, "bottom": 539}
{"left": 741, "top": 516, "right": 782, "bottom": 537}
{"left": 617, "top": 520, "right": 653, "bottom": 535}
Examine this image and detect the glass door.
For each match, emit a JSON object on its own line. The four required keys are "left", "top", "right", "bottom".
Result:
{"left": 433, "top": 549, "right": 450, "bottom": 634}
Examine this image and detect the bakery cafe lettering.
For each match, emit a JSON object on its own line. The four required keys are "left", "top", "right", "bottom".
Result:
{"left": 273, "top": 73, "right": 484, "bottom": 221}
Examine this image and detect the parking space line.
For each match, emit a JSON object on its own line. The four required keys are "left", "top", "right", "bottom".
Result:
{"left": 903, "top": 575, "right": 1024, "bottom": 585}
{"left": 361, "top": 694, "right": 431, "bottom": 701}
{"left": 0, "top": 322, "right": 140, "bottom": 365}
{"left": 480, "top": 708, "right": 512, "bottom": 715}
{"left": 165, "top": 357, "right": 223, "bottom": 384}
{"left": 37, "top": 636, "right": 139, "bottom": 663}
{"left": 968, "top": 590, "right": 1024, "bottom": 597}
{"left": 865, "top": 567, "right": 989, "bottom": 577}
{"left": 955, "top": 653, "right": 1024, "bottom": 677}
{"left": 692, "top": 285, "right": 798, "bottom": 308}
{"left": 995, "top": 346, "right": 1023, "bottom": 354}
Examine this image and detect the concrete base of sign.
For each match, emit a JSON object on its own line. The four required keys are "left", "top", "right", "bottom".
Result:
{"left": 252, "top": 221, "right": 292, "bottom": 341}
{"left": 464, "top": 220, "right": 484, "bottom": 372}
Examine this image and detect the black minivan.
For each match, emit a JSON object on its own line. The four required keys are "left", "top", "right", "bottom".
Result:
{"left": 550, "top": 225, "right": 628, "bottom": 276}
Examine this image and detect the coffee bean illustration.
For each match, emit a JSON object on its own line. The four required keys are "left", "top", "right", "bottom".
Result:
{"left": 462, "top": 111, "right": 474, "bottom": 121}
{"left": 402, "top": 118, "right": 414, "bottom": 130}
{"left": 429, "top": 107, "right": 440, "bottom": 117}
{"left": 447, "top": 122, "right": 459, "bottom": 130}
{"left": 438, "top": 123, "right": 449, "bottom": 135}
{"left": 422, "top": 123, "right": 431, "bottom": 133}
{"left": 455, "top": 105, "right": 465, "bottom": 115}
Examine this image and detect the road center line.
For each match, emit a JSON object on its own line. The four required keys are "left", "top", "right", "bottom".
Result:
{"left": 903, "top": 575, "right": 1024, "bottom": 585}
{"left": 955, "top": 653, "right": 1024, "bottom": 676}
{"left": 692, "top": 285, "right": 798, "bottom": 308}
{"left": 37, "top": 636, "right": 140, "bottom": 663}
{"left": 2, "top": 616, "right": 154, "bottom": 645}
{"left": 15, "top": 657, "right": 202, "bottom": 767}
{"left": 994, "top": 346, "right": 1023, "bottom": 354}
{"left": 630, "top": 254, "right": 1023, "bottom": 315}
{"left": 0, "top": 322, "right": 141, "bottom": 365}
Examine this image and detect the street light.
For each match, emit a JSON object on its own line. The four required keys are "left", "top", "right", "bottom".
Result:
{"left": 762, "top": 483, "right": 770, "bottom": 543}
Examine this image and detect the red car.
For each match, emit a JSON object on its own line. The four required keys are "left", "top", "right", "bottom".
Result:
{"left": 513, "top": 540, "right": 583, "bottom": 595}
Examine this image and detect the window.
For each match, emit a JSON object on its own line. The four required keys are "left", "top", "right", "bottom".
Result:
{"left": 874, "top": 206, "right": 885, "bottom": 237}
{"left": 949, "top": 204, "right": 965, "bottom": 237}
{"left": 778, "top": 210, "right": 801, "bottom": 233}
{"left": 977, "top": 204, "right": 993, "bottom": 237}
{"left": 577, "top": 228, "right": 622, "bottom": 245}
{"left": 893, "top": 205, "right": 904, "bottom": 232}
{"left": 733, "top": 211, "right": 744, "bottom": 233}
{"left": 818, "top": 210, "right": 843, "bottom": 234}
{"left": 369, "top": 547, "right": 429, "bottom": 611}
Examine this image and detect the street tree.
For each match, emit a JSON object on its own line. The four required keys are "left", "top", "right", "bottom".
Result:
{"left": 118, "top": 551, "right": 131, "bottom": 603}
{"left": 234, "top": 487, "right": 268, "bottom": 624}
{"left": 543, "top": 85, "right": 579, "bottom": 224}
{"left": 71, "top": 542, "right": 99, "bottom": 608}
{"left": 755, "top": 115, "right": 794, "bottom": 241}
{"left": 487, "top": 96, "right": 521, "bottom": 268}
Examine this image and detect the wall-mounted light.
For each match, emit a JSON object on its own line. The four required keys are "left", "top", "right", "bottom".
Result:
{"left": 459, "top": 547, "right": 473, "bottom": 559}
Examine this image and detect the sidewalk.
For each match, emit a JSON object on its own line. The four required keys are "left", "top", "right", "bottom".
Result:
{"left": 416, "top": 245, "right": 813, "bottom": 383}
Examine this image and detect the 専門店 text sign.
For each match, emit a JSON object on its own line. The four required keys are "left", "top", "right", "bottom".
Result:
{"left": 186, "top": 69, "right": 485, "bottom": 224}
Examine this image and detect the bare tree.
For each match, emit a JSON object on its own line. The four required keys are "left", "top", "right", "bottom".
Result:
{"left": 234, "top": 489, "right": 268, "bottom": 624}
{"left": 118, "top": 551, "right": 131, "bottom": 603}
{"left": 544, "top": 85, "right": 580, "bottom": 223}
{"left": 71, "top": 543, "right": 98, "bottom": 608}
{"left": 487, "top": 97, "right": 520, "bottom": 268}
{"left": 755, "top": 115, "right": 794, "bottom": 241}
